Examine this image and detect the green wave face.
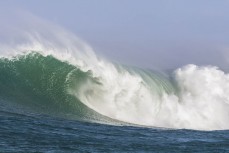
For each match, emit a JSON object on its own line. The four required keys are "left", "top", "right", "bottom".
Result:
{"left": 0, "top": 52, "right": 105, "bottom": 121}
{"left": 0, "top": 52, "right": 174, "bottom": 124}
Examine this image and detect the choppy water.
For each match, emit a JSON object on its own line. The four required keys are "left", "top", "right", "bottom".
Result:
{"left": 1, "top": 108, "right": 228, "bottom": 153}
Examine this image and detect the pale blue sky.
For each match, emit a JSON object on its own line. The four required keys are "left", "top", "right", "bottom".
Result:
{"left": 1, "top": 0, "right": 229, "bottom": 70}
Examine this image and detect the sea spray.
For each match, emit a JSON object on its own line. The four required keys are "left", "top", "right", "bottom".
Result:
{"left": 0, "top": 15, "right": 228, "bottom": 130}
{"left": 0, "top": 51, "right": 229, "bottom": 130}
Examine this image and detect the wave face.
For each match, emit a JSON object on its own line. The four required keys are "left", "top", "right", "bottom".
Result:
{"left": 0, "top": 52, "right": 113, "bottom": 123}
{"left": 0, "top": 50, "right": 229, "bottom": 130}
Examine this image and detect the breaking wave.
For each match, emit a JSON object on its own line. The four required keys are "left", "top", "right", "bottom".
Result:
{"left": 0, "top": 17, "right": 228, "bottom": 131}
{"left": 0, "top": 50, "right": 229, "bottom": 130}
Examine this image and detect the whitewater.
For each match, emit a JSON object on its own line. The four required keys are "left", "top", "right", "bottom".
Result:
{"left": 0, "top": 19, "right": 229, "bottom": 131}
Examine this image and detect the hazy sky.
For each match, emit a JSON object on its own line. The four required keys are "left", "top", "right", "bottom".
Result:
{"left": 1, "top": 0, "right": 229, "bottom": 70}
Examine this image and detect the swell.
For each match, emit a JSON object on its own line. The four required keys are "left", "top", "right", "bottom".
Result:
{"left": 0, "top": 52, "right": 112, "bottom": 122}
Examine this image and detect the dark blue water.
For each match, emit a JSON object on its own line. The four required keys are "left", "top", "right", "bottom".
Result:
{"left": 1, "top": 108, "right": 228, "bottom": 153}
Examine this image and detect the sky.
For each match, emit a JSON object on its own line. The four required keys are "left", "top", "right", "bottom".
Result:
{"left": 0, "top": 0, "right": 229, "bottom": 70}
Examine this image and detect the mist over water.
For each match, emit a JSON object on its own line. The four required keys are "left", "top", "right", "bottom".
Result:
{"left": 0, "top": 11, "right": 229, "bottom": 131}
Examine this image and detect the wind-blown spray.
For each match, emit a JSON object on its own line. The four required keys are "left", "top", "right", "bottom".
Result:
{"left": 0, "top": 13, "right": 228, "bottom": 131}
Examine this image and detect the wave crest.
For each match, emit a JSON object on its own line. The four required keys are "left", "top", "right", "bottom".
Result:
{"left": 0, "top": 52, "right": 228, "bottom": 130}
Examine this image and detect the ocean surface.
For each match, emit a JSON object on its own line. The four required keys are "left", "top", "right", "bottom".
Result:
{"left": 1, "top": 109, "right": 228, "bottom": 153}
{"left": 0, "top": 51, "right": 228, "bottom": 152}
